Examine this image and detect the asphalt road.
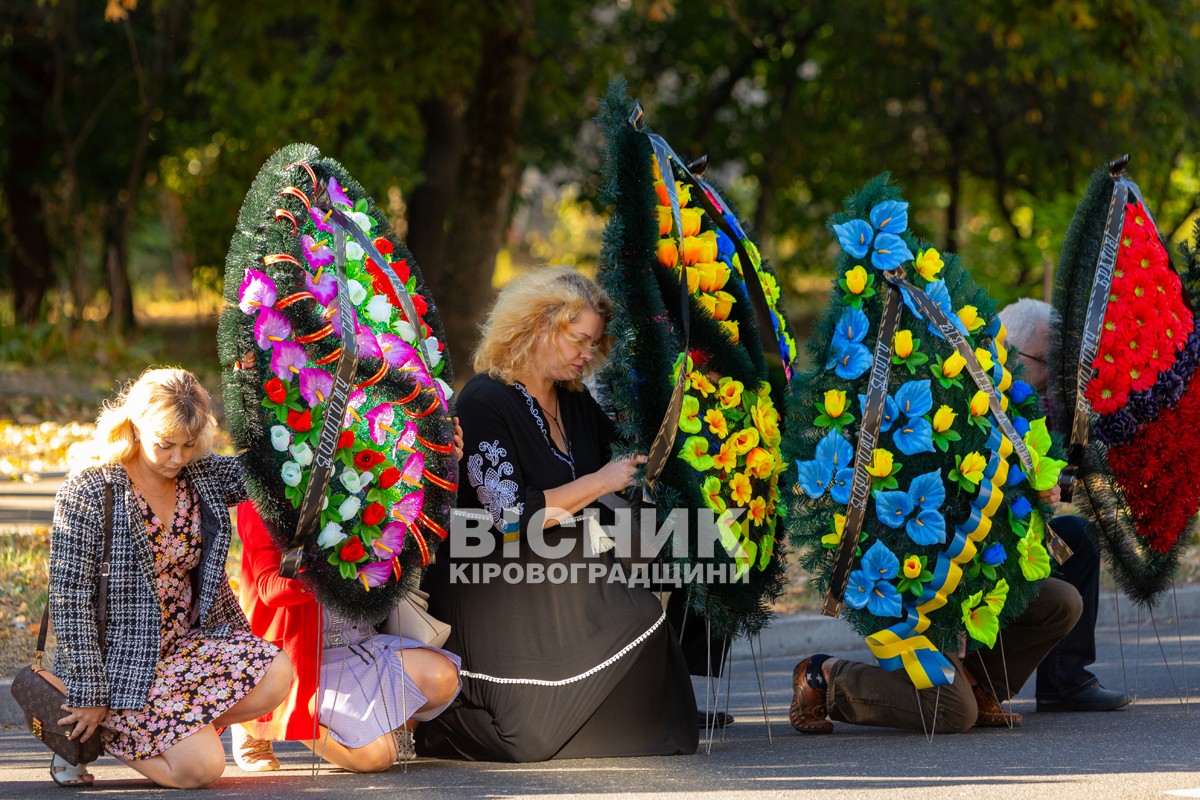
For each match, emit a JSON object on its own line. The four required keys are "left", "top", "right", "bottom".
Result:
{"left": 2, "top": 616, "right": 1197, "bottom": 799}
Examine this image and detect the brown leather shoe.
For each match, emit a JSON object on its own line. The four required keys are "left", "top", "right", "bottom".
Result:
{"left": 790, "top": 657, "right": 834, "bottom": 734}
{"left": 972, "top": 684, "right": 1022, "bottom": 728}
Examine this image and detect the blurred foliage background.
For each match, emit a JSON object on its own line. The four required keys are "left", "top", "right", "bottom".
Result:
{"left": 2, "top": 0, "right": 1200, "bottom": 392}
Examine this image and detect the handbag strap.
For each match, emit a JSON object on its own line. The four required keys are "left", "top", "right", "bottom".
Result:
{"left": 36, "top": 482, "right": 113, "bottom": 665}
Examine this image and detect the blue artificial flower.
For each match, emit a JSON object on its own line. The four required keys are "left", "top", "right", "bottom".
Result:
{"left": 833, "top": 219, "right": 874, "bottom": 259}
{"left": 829, "top": 341, "right": 872, "bottom": 379}
{"left": 858, "top": 393, "right": 899, "bottom": 433}
{"left": 869, "top": 200, "right": 909, "bottom": 234}
{"left": 795, "top": 458, "right": 834, "bottom": 499}
{"left": 894, "top": 380, "right": 934, "bottom": 419}
{"left": 982, "top": 542, "right": 1008, "bottom": 566}
{"left": 862, "top": 538, "right": 900, "bottom": 580}
{"left": 844, "top": 569, "right": 874, "bottom": 610}
{"left": 816, "top": 428, "right": 855, "bottom": 472}
{"left": 830, "top": 467, "right": 854, "bottom": 505}
{"left": 870, "top": 232, "right": 915, "bottom": 272}
{"left": 1009, "top": 380, "right": 1033, "bottom": 404}
{"left": 1010, "top": 496, "right": 1032, "bottom": 520}
{"left": 892, "top": 416, "right": 935, "bottom": 455}
{"left": 1012, "top": 416, "right": 1031, "bottom": 437}
{"left": 906, "top": 508, "right": 946, "bottom": 546}
{"left": 874, "top": 490, "right": 913, "bottom": 529}
{"left": 866, "top": 579, "right": 903, "bottom": 617}
{"left": 715, "top": 229, "right": 736, "bottom": 260}
{"left": 832, "top": 306, "right": 869, "bottom": 347}
{"left": 1007, "top": 466, "right": 1026, "bottom": 486}
{"left": 907, "top": 470, "right": 946, "bottom": 511}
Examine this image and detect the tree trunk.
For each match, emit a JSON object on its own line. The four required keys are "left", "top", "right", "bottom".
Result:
{"left": 2, "top": 46, "right": 56, "bottom": 324}
{"left": 406, "top": 98, "right": 467, "bottom": 299}
{"left": 414, "top": 0, "right": 535, "bottom": 371}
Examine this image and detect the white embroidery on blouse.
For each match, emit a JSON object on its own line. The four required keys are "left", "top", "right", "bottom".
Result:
{"left": 512, "top": 381, "right": 575, "bottom": 477}
{"left": 467, "top": 441, "right": 522, "bottom": 532}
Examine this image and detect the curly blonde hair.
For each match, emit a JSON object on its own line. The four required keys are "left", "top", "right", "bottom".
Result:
{"left": 473, "top": 267, "right": 614, "bottom": 391}
{"left": 69, "top": 367, "right": 218, "bottom": 473}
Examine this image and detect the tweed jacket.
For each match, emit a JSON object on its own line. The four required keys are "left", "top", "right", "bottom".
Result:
{"left": 49, "top": 455, "right": 252, "bottom": 710}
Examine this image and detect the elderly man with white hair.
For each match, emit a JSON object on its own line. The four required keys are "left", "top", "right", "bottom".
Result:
{"left": 998, "top": 298, "right": 1130, "bottom": 713}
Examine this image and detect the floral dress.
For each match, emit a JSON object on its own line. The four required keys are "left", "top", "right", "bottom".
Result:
{"left": 102, "top": 478, "right": 279, "bottom": 761}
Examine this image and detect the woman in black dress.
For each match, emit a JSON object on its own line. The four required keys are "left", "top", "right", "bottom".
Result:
{"left": 419, "top": 267, "right": 698, "bottom": 761}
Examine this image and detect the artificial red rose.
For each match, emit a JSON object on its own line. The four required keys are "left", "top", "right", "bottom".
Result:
{"left": 361, "top": 502, "right": 386, "bottom": 527}
{"left": 354, "top": 449, "right": 385, "bottom": 471}
{"left": 338, "top": 430, "right": 356, "bottom": 450}
{"left": 373, "top": 237, "right": 393, "bottom": 255}
{"left": 410, "top": 294, "right": 428, "bottom": 318}
{"left": 287, "top": 408, "right": 313, "bottom": 432}
{"left": 339, "top": 537, "right": 366, "bottom": 562}
{"left": 364, "top": 258, "right": 401, "bottom": 307}
{"left": 390, "top": 259, "right": 410, "bottom": 283}
{"left": 378, "top": 466, "right": 401, "bottom": 490}
{"left": 264, "top": 377, "right": 287, "bottom": 404}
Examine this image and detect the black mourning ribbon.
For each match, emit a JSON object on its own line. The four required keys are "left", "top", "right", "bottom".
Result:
{"left": 822, "top": 269, "right": 1072, "bottom": 617}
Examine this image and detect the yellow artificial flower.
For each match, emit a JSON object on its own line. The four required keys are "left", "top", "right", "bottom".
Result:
{"left": 761, "top": 272, "right": 781, "bottom": 305}
{"left": 845, "top": 265, "right": 869, "bottom": 295}
{"left": 656, "top": 239, "right": 678, "bottom": 268}
{"left": 941, "top": 350, "right": 967, "bottom": 378}
{"left": 959, "top": 451, "right": 987, "bottom": 484}
{"left": 866, "top": 448, "right": 894, "bottom": 478}
{"left": 903, "top": 556, "right": 922, "bottom": 580}
{"left": 824, "top": 389, "right": 847, "bottom": 419}
{"left": 969, "top": 390, "right": 989, "bottom": 418}
{"left": 914, "top": 248, "right": 944, "bottom": 281}
{"left": 748, "top": 496, "right": 768, "bottom": 527}
{"left": 705, "top": 408, "right": 729, "bottom": 439}
{"left": 719, "top": 319, "right": 740, "bottom": 343}
{"left": 712, "top": 442, "right": 738, "bottom": 473}
{"left": 932, "top": 404, "right": 957, "bottom": 433}
{"left": 729, "top": 427, "right": 761, "bottom": 455}
{"left": 697, "top": 293, "right": 717, "bottom": 317}
{"left": 696, "top": 261, "right": 730, "bottom": 293}
{"left": 679, "top": 394, "right": 702, "bottom": 433}
{"left": 752, "top": 400, "right": 781, "bottom": 447}
{"left": 729, "top": 472, "right": 753, "bottom": 506}
{"left": 957, "top": 305, "right": 985, "bottom": 333}
{"left": 894, "top": 329, "right": 914, "bottom": 359}
{"left": 711, "top": 290, "right": 736, "bottom": 321}
{"left": 701, "top": 475, "right": 727, "bottom": 514}
{"left": 680, "top": 207, "right": 703, "bottom": 237}
{"left": 657, "top": 205, "right": 672, "bottom": 236}
{"left": 974, "top": 347, "right": 994, "bottom": 370}
{"left": 746, "top": 447, "right": 774, "bottom": 479}
{"left": 822, "top": 513, "right": 847, "bottom": 547}
{"left": 687, "top": 370, "right": 716, "bottom": 397}
{"left": 717, "top": 377, "right": 744, "bottom": 409}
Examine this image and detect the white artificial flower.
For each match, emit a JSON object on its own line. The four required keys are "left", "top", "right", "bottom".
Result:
{"left": 393, "top": 318, "right": 417, "bottom": 343}
{"left": 338, "top": 495, "right": 362, "bottom": 522}
{"left": 340, "top": 467, "right": 362, "bottom": 493}
{"left": 270, "top": 426, "right": 291, "bottom": 452}
{"left": 346, "top": 240, "right": 364, "bottom": 262}
{"left": 437, "top": 378, "right": 454, "bottom": 402}
{"left": 349, "top": 211, "right": 373, "bottom": 233}
{"left": 365, "top": 294, "right": 393, "bottom": 324}
{"left": 317, "top": 521, "right": 347, "bottom": 548}
{"left": 347, "top": 279, "right": 367, "bottom": 306}
{"left": 280, "top": 461, "right": 303, "bottom": 487}
{"left": 424, "top": 336, "right": 442, "bottom": 367}
{"left": 290, "top": 441, "right": 313, "bottom": 467}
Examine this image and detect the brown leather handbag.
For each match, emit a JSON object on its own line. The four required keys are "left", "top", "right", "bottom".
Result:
{"left": 10, "top": 484, "right": 113, "bottom": 766}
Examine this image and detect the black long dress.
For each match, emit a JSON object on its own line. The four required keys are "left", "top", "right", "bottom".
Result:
{"left": 419, "top": 374, "right": 698, "bottom": 761}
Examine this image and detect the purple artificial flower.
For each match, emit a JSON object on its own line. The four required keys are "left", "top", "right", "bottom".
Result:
{"left": 365, "top": 403, "right": 396, "bottom": 444}
{"left": 373, "top": 521, "right": 408, "bottom": 558}
{"left": 355, "top": 322, "right": 382, "bottom": 359}
{"left": 327, "top": 176, "right": 352, "bottom": 209}
{"left": 299, "top": 367, "right": 334, "bottom": 407}
{"left": 359, "top": 559, "right": 395, "bottom": 588}
{"left": 270, "top": 341, "right": 308, "bottom": 381}
{"left": 305, "top": 268, "right": 338, "bottom": 306}
{"left": 300, "top": 234, "right": 334, "bottom": 270}
{"left": 239, "top": 269, "right": 277, "bottom": 315}
{"left": 310, "top": 206, "right": 334, "bottom": 234}
{"left": 253, "top": 307, "right": 293, "bottom": 350}
{"left": 342, "top": 389, "right": 367, "bottom": 426}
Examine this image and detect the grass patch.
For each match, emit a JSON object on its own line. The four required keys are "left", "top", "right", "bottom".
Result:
{"left": 0, "top": 528, "right": 51, "bottom": 679}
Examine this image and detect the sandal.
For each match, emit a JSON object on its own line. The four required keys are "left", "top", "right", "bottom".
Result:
{"left": 50, "top": 754, "right": 95, "bottom": 788}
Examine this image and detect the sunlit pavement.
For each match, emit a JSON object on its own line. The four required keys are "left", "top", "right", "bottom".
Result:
{"left": 2, "top": 614, "right": 1197, "bottom": 799}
